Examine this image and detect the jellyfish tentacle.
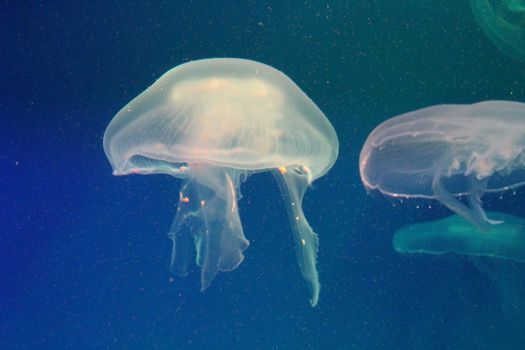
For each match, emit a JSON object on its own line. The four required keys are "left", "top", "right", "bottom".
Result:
{"left": 207, "top": 171, "right": 248, "bottom": 272}
{"left": 168, "top": 181, "right": 195, "bottom": 277}
{"left": 468, "top": 175, "right": 504, "bottom": 225}
{"left": 168, "top": 166, "right": 249, "bottom": 291}
{"left": 273, "top": 166, "right": 320, "bottom": 307}
{"left": 432, "top": 171, "right": 491, "bottom": 232}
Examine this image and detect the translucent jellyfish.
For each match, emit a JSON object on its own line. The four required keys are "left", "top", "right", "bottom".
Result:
{"left": 470, "top": 0, "right": 525, "bottom": 61}
{"left": 103, "top": 58, "right": 339, "bottom": 306}
{"left": 359, "top": 100, "right": 525, "bottom": 232}
{"left": 393, "top": 212, "right": 525, "bottom": 262}
{"left": 394, "top": 213, "right": 525, "bottom": 326}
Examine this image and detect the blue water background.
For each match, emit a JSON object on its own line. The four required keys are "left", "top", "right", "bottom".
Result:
{"left": 2, "top": 1, "right": 525, "bottom": 349}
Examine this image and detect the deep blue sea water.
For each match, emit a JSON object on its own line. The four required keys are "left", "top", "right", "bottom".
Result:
{"left": 2, "top": 1, "right": 525, "bottom": 349}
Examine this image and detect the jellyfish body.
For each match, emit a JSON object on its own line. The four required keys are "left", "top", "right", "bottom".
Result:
{"left": 359, "top": 101, "right": 525, "bottom": 231}
{"left": 470, "top": 0, "right": 525, "bottom": 61}
{"left": 103, "top": 58, "right": 339, "bottom": 306}
{"left": 393, "top": 212, "right": 525, "bottom": 262}
{"left": 394, "top": 213, "right": 525, "bottom": 327}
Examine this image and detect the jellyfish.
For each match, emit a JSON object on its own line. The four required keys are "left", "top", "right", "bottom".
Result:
{"left": 103, "top": 58, "right": 339, "bottom": 306}
{"left": 470, "top": 0, "right": 525, "bottom": 61}
{"left": 394, "top": 212, "right": 525, "bottom": 262}
{"left": 359, "top": 100, "right": 525, "bottom": 232}
{"left": 394, "top": 213, "right": 525, "bottom": 326}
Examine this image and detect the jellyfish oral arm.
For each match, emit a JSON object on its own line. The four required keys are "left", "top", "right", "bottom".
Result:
{"left": 431, "top": 172, "right": 500, "bottom": 232}
{"left": 467, "top": 175, "right": 504, "bottom": 225}
{"left": 168, "top": 166, "right": 249, "bottom": 291}
{"left": 273, "top": 166, "right": 320, "bottom": 307}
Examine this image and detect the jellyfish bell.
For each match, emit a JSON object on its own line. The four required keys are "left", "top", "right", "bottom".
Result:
{"left": 103, "top": 58, "right": 339, "bottom": 306}
{"left": 470, "top": 0, "right": 525, "bottom": 61}
{"left": 104, "top": 58, "right": 336, "bottom": 182}
{"left": 394, "top": 213, "right": 525, "bottom": 327}
{"left": 393, "top": 212, "right": 525, "bottom": 262}
{"left": 359, "top": 100, "right": 525, "bottom": 232}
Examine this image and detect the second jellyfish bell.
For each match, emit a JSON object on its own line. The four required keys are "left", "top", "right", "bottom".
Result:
{"left": 470, "top": 0, "right": 525, "bottom": 61}
{"left": 359, "top": 100, "right": 525, "bottom": 232}
{"left": 103, "top": 58, "right": 339, "bottom": 306}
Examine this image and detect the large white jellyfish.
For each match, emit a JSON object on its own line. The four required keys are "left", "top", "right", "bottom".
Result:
{"left": 103, "top": 58, "right": 339, "bottom": 306}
